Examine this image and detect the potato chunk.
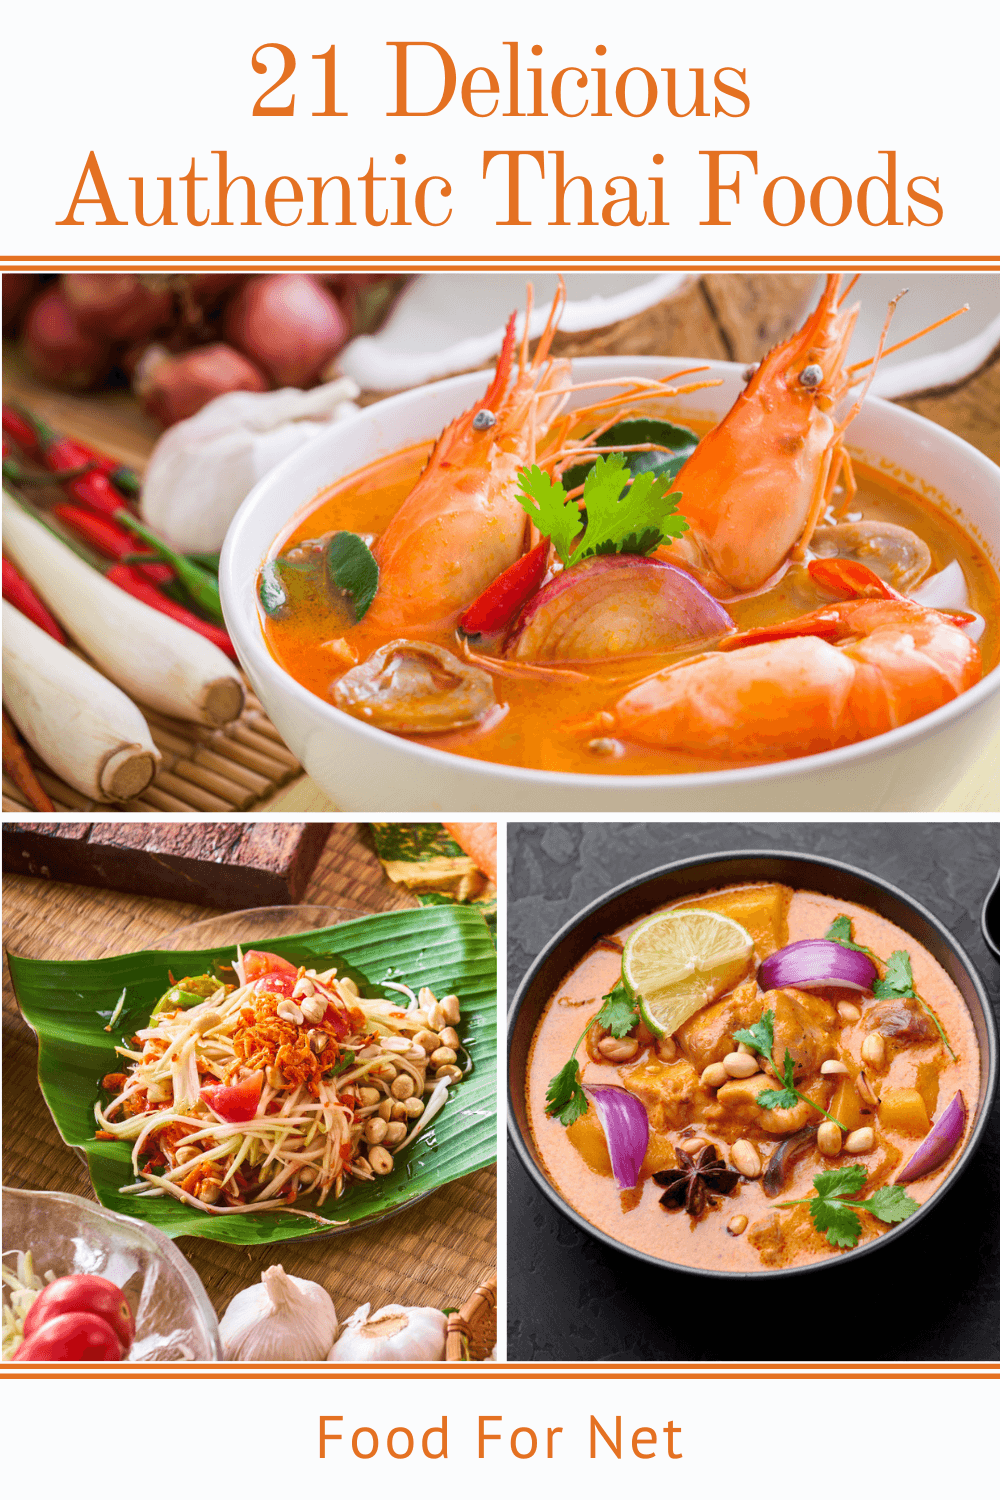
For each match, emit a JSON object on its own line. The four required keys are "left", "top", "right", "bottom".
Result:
{"left": 878, "top": 1087, "right": 931, "bottom": 1137}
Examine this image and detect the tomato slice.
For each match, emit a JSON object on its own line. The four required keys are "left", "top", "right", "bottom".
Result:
{"left": 243, "top": 950, "right": 298, "bottom": 982}
{"left": 201, "top": 1070, "right": 264, "bottom": 1123}
{"left": 251, "top": 972, "right": 298, "bottom": 1000}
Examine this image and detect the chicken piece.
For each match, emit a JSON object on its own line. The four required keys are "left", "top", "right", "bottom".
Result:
{"left": 621, "top": 1057, "right": 710, "bottom": 1133}
{"left": 676, "top": 982, "right": 837, "bottom": 1078}
{"left": 767, "top": 987, "right": 839, "bottom": 1078}
{"left": 710, "top": 1073, "right": 820, "bottom": 1136}
{"left": 866, "top": 1000, "right": 936, "bottom": 1044}
{"left": 748, "top": 1201, "right": 832, "bottom": 1267}
{"left": 675, "top": 979, "right": 761, "bottom": 1071}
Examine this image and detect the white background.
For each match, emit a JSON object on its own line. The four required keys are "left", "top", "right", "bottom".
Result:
{"left": 1, "top": 0, "right": 997, "bottom": 262}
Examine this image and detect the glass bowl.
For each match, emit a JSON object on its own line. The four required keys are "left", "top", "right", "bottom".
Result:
{"left": 2, "top": 1188, "right": 221, "bottom": 1360}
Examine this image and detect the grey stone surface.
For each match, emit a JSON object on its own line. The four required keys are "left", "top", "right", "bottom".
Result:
{"left": 507, "top": 821, "right": 1000, "bottom": 1360}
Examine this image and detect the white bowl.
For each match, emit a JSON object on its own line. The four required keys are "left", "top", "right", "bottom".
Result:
{"left": 220, "top": 357, "right": 1000, "bottom": 813}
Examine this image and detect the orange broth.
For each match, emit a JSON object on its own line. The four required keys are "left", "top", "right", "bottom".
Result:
{"left": 525, "top": 883, "right": 980, "bottom": 1272}
{"left": 261, "top": 440, "right": 1000, "bottom": 777}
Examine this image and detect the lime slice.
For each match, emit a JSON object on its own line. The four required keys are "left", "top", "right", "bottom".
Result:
{"left": 623, "top": 907, "right": 754, "bottom": 1037}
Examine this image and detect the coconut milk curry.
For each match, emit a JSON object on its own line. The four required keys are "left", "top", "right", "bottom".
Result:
{"left": 526, "top": 883, "right": 979, "bottom": 1271}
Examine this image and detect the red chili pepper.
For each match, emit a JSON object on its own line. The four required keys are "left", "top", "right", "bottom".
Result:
{"left": 1, "top": 405, "right": 40, "bottom": 455}
{"left": 105, "top": 565, "right": 238, "bottom": 660}
{"left": 2, "top": 558, "right": 67, "bottom": 643}
{"left": 53, "top": 504, "right": 172, "bottom": 584}
{"left": 459, "top": 539, "right": 550, "bottom": 636}
{"left": 4, "top": 407, "right": 141, "bottom": 504}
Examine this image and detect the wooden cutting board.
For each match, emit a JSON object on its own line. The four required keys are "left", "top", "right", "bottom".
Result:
{"left": 3, "top": 821, "right": 331, "bottom": 909}
{"left": 1, "top": 823, "right": 498, "bottom": 1336}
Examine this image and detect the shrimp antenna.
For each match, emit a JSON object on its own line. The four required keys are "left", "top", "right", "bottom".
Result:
{"left": 846, "top": 303, "right": 969, "bottom": 375}
{"left": 836, "top": 290, "right": 907, "bottom": 433}
{"left": 530, "top": 275, "right": 567, "bottom": 371}
{"left": 519, "top": 281, "right": 535, "bottom": 370}
{"left": 837, "top": 274, "right": 861, "bottom": 306}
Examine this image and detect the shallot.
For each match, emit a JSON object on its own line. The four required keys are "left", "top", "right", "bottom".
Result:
{"left": 62, "top": 274, "right": 173, "bottom": 343}
{"left": 135, "top": 343, "right": 269, "bottom": 427}
{"left": 224, "top": 275, "right": 349, "bottom": 387}
{"left": 22, "top": 286, "right": 111, "bottom": 389}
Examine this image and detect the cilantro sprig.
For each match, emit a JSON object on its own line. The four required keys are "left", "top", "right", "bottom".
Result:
{"left": 516, "top": 454, "right": 688, "bottom": 570}
{"left": 732, "top": 1008, "right": 846, "bottom": 1129}
{"left": 545, "top": 977, "right": 640, "bottom": 1127}
{"left": 826, "top": 916, "right": 953, "bottom": 1058}
{"left": 777, "top": 1163, "right": 919, "bottom": 1248}
{"left": 824, "top": 914, "right": 876, "bottom": 958}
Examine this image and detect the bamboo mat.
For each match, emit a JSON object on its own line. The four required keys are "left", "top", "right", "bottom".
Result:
{"left": 2, "top": 691, "right": 302, "bottom": 814}
{"left": 1, "top": 823, "right": 498, "bottom": 1331}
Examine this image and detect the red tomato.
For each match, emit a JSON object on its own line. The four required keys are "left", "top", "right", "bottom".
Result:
{"left": 22, "top": 1273, "right": 134, "bottom": 1351}
{"left": 201, "top": 1069, "right": 263, "bottom": 1123}
{"left": 252, "top": 972, "right": 298, "bottom": 1000}
{"left": 14, "top": 1312, "right": 123, "bottom": 1362}
{"left": 242, "top": 950, "right": 298, "bottom": 982}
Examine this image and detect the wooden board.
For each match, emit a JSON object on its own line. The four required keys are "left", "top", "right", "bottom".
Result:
{"left": 2, "top": 821, "right": 331, "bottom": 909}
{"left": 2, "top": 823, "right": 498, "bottom": 1333}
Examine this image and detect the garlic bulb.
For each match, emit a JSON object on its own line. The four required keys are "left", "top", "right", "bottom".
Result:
{"left": 220, "top": 1266, "right": 338, "bottom": 1362}
{"left": 140, "top": 377, "right": 360, "bottom": 552}
{"left": 328, "top": 1303, "right": 447, "bottom": 1363}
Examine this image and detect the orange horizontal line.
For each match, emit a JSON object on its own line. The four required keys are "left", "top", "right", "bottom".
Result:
{"left": 3, "top": 1363, "right": 998, "bottom": 1380}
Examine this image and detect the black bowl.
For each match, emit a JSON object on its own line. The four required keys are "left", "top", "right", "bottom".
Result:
{"left": 508, "top": 849, "right": 998, "bottom": 1281}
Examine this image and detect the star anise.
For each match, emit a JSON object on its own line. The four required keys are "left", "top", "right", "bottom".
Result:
{"left": 653, "top": 1143, "right": 741, "bottom": 1218}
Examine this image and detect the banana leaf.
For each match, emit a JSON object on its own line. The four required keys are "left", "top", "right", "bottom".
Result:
{"left": 8, "top": 905, "right": 497, "bottom": 1246}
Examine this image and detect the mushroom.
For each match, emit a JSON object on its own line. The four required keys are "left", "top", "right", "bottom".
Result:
{"left": 332, "top": 640, "right": 496, "bottom": 733}
{"left": 810, "top": 520, "right": 932, "bottom": 591}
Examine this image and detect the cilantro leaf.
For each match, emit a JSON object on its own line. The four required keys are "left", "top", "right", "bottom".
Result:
{"left": 515, "top": 465, "right": 584, "bottom": 566}
{"left": 873, "top": 949, "right": 915, "bottom": 1000}
{"left": 756, "top": 1046, "right": 799, "bottom": 1112}
{"left": 733, "top": 1011, "right": 775, "bottom": 1061}
{"left": 595, "top": 979, "right": 639, "bottom": 1039}
{"left": 810, "top": 1196, "right": 864, "bottom": 1248}
{"left": 864, "top": 1185, "right": 921, "bottom": 1225}
{"left": 779, "top": 1163, "right": 920, "bottom": 1250}
{"left": 515, "top": 455, "right": 688, "bottom": 570}
{"left": 825, "top": 914, "right": 876, "bottom": 958}
{"left": 545, "top": 1058, "right": 588, "bottom": 1126}
{"left": 813, "top": 1163, "right": 868, "bottom": 1198}
{"left": 569, "top": 456, "right": 688, "bottom": 564}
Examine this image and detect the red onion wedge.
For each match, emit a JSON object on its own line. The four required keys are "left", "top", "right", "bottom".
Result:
{"left": 757, "top": 939, "right": 877, "bottom": 993}
{"left": 584, "top": 1085, "right": 649, "bottom": 1189}
{"left": 896, "top": 1091, "right": 967, "bottom": 1184}
{"left": 506, "top": 554, "right": 734, "bottom": 662}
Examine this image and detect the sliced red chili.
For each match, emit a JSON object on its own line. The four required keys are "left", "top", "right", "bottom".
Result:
{"left": 459, "top": 539, "right": 549, "bottom": 636}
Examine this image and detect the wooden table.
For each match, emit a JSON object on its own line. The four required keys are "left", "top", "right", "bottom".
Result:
{"left": 2, "top": 823, "right": 497, "bottom": 1328}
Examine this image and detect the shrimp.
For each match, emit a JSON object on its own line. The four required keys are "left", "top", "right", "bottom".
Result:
{"left": 668, "top": 275, "right": 965, "bottom": 596}
{"left": 365, "top": 290, "right": 572, "bottom": 636}
{"left": 364, "top": 282, "right": 721, "bottom": 637}
{"left": 595, "top": 559, "right": 982, "bottom": 761}
{"left": 442, "top": 822, "right": 497, "bottom": 883}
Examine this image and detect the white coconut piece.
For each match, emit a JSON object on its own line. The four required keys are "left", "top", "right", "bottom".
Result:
{"left": 335, "top": 272, "right": 692, "bottom": 391}
{"left": 847, "top": 274, "right": 1000, "bottom": 399}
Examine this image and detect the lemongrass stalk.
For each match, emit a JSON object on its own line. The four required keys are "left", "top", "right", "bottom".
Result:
{"left": 2, "top": 494, "right": 244, "bottom": 727}
{"left": 2, "top": 599, "right": 160, "bottom": 802}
